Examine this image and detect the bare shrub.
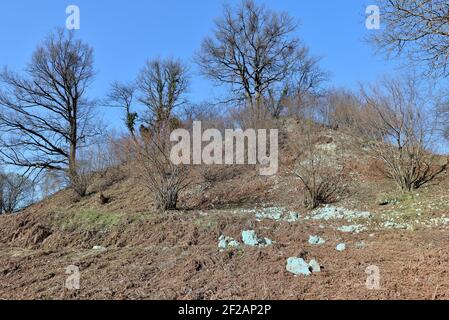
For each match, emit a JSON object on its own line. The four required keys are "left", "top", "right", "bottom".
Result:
{"left": 292, "top": 121, "right": 349, "bottom": 209}
{"left": 360, "top": 74, "right": 448, "bottom": 191}
{"left": 319, "top": 88, "right": 363, "bottom": 131}
{"left": 229, "top": 102, "right": 279, "bottom": 130}
{"left": 132, "top": 124, "right": 190, "bottom": 211}
{"left": 69, "top": 168, "right": 91, "bottom": 198}
{"left": 40, "top": 171, "right": 65, "bottom": 198}
{"left": 181, "top": 102, "right": 229, "bottom": 132}
{"left": 90, "top": 135, "right": 125, "bottom": 191}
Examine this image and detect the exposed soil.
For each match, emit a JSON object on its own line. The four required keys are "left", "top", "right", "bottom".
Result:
{"left": 1, "top": 209, "right": 449, "bottom": 300}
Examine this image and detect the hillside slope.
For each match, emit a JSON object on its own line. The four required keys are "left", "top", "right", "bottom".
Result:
{"left": 1, "top": 120, "right": 449, "bottom": 299}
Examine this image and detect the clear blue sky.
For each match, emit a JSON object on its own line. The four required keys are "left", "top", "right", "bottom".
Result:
{"left": 0, "top": 0, "right": 401, "bottom": 129}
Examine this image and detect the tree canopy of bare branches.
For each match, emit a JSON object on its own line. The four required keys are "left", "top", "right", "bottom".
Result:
{"left": 372, "top": 0, "right": 449, "bottom": 77}
{"left": 0, "top": 171, "right": 34, "bottom": 214}
{"left": 108, "top": 82, "right": 138, "bottom": 136}
{"left": 318, "top": 88, "right": 364, "bottom": 131}
{"left": 196, "top": 0, "right": 326, "bottom": 123}
{"left": 0, "top": 29, "right": 98, "bottom": 196}
{"left": 137, "top": 58, "right": 189, "bottom": 132}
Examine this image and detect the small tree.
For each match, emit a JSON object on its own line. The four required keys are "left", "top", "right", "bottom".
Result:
{"left": 0, "top": 172, "right": 34, "bottom": 214}
{"left": 361, "top": 74, "right": 448, "bottom": 191}
{"left": 68, "top": 134, "right": 124, "bottom": 202}
{"left": 108, "top": 82, "right": 138, "bottom": 136}
{"left": 111, "top": 58, "right": 190, "bottom": 211}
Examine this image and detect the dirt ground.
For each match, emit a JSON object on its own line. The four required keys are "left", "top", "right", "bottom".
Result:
{"left": 1, "top": 207, "right": 449, "bottom": 300}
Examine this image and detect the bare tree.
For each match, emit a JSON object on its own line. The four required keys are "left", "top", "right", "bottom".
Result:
{"left": 361, "top": 74, "right": 448, "bottom": 191}
{"left": 110, "top": 58, "right": 190, "bottom": 211}
{"left": 108, "top": 82, "right": 138, "bottom": 136}
{"left": 0, "top": 29, "right": 98, "bottom": 196}
{"left": 430, "top": 86, "right": 449, "bottom": 144}
{"left": 137, "top": 58, "right": 189, "bottom": 132}
{"left": 372, "top": 0, "right": 449, "bottom": 77}
{"left": 0, "top": 171, "right": 34, "bottom": 214}
{"left": 319, "top": 88, "right": 363, "bottom": 130}
{"left": 196, "top": 0, "right": 326, "bottom": 125}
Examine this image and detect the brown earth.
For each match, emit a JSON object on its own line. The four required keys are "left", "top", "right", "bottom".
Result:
{"left": 1, "top": 120, "right": 449, "bottom": 300}
{"left": 2, "top": 210, "right": 449, "bottom": 300}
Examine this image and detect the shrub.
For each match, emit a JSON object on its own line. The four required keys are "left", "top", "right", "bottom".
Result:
{"left": 292, "top": 121, "right": 349, "bottom": 209}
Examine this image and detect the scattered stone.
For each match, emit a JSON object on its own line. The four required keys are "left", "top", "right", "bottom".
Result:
{"left": 428, "top": 217, "right": 449, "bottom": 227}
{"left": 317, "top": 142, "right": 337, "bottom": 152}
{"left": 337, "top": 225, "right": 367, "bottom": 233}
{"left": 286, "top": 257, "right": 321, "bottom": 276}
{"left": 241, "top": 230, "right": 272, "bottom": 247}
{"left": 308, "top": 235, "right": 326, "bottom": 245}
{"left": 218, "top": 235, "right": 240, "bottom": 250}
{"left": 336, "top": 243, "right": 346, "bottom": 252}
{"left": 286, "top": 212, "right": 301, "bottom": 223}
{"left": 378, "top": 198, "right": 399, "bottom": 206}
{"left": 242, "top": 230, "right": 259, "bottom": 246}
{"left": 308, "top": 259, "right": 321, "bottom": 273}
{"left": 244, "top": 207, "right": 301, "bottom": 223}
{"left": 381, "top": 221, "right": 408, "bottom": 230}
{"left": 286, "top": 257, "right": 311, "bottom": 276}
{"left": 255, "top": 208, "right": 281, "bottom": 221}
{"left": 311, "top": 206, "right": 372, "bottom": 221}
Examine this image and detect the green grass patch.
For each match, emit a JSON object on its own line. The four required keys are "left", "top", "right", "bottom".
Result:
{"left": 379, "top": 191, "right": 415, "bottom": 206}
{"left": 55, "top": 209, "right": 124, "bottom": 231}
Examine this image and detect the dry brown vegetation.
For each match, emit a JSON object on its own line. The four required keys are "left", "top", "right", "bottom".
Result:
{"left": 1, "top": 118, "right": 449, "bottom": 299}
{"left": 1, "top": 0, "right": 449, "bottom": 301}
